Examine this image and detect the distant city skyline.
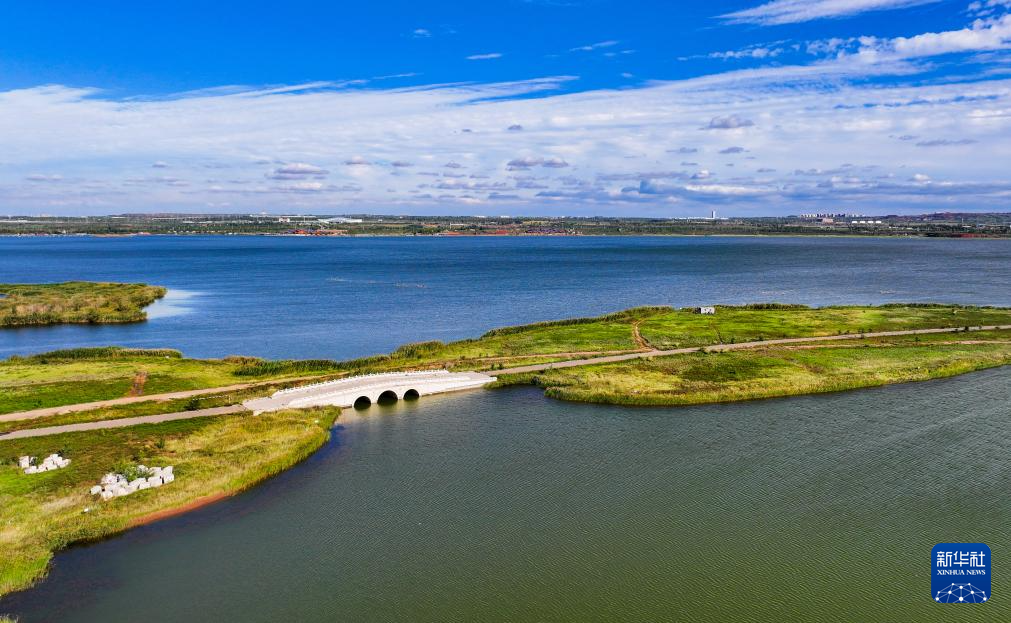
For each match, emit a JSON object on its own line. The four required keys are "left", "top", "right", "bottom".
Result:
{"left": 2, "top": 0, "right": 1010, "bottom": 216}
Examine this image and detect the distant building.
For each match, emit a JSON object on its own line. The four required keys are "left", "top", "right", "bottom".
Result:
{"left": 697, "top": 306, "right": 716, "bottom": 315}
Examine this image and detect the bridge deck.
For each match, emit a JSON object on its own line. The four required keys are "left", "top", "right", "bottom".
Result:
{"left": 244, "top": 370, "right": 496, "bottom": 413}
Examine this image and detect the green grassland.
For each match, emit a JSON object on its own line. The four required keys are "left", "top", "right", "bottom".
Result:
{"left": 0, "top": 381, "right": 316, "bottom": 434}
{"left": 5, "top": 304, "right": 1011, "bottom": 418}
{"left": 0, "top": 407, "right": 338, "bottom": 600}
{"left": 0, "top": 348, "right": 253, "bottom": 414}
{"left": 497, "top": 330, "right": 1011, "bottom": 406}
{"left": 636, "top": 303, "right": 1011, "bottom": 349}
{"left": 228, "top": 303, "right": 1011, "bottom": 375}
{"left": 0, "top": 282, "right": 166, "bottom": 327}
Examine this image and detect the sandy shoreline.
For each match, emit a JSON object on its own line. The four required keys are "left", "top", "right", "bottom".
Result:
{"left": 129, "top": 491, "right": 232, "bottom": 528}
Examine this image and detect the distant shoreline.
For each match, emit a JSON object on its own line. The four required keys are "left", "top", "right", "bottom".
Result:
{"left": 1, "top": 232, "right": 1007, "bottom": 240}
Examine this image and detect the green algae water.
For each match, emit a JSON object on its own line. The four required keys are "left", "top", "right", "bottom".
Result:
{"left": 5, "top": 369, "right": 1009, "bottom": 622}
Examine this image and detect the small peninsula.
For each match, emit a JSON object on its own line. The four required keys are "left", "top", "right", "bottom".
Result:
{"left": 0, "top": 282, "right": 166, "bottom": 327}
{"left": 2, "top": 303, "right": 1011, "bottom": 600}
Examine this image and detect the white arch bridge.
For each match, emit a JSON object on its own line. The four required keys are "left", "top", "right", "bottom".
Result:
{"left": 243, "top": 370, "right": 496, "bottom": 413}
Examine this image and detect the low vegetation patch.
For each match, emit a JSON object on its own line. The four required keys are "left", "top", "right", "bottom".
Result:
{"left": 0, "top": 407, "right": 339, "bottom": 599}
{"left": 0, "top": 349, "right": 244, "bottom": 415}
{"left": 0, "top": 282, "right": 166, "bottom": 327}
{"left": 637, "top": 304, "right": 1011, "bottom": 349}
{"left": 499, "top": 333, "right": 1011, "bottom": 406}
{"left": 6, "top": 304, "right": 1011, "bottom": 415}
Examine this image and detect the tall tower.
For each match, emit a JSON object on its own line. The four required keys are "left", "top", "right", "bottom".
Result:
{"left": 711, "top": 209, "right": 717, "bottom": 220}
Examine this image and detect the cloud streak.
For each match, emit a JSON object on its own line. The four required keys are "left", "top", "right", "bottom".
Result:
{"left": 1, "top": 38, "right": 1010, "bottom": 216}
{"left": 721, "top": 0, "right": 941, "bottom": 26}
{"left": 466, "top": 52, "right": 503, "bottom": 60}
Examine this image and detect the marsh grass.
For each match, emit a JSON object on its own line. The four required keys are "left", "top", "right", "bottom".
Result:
{"left": 0, "top": 381, "right": 317, "bottom": 434}
{"left": 504, "top": 335, "right": 1011, "bottom": 406}
{"left": 0, "top": 407, "right": 339, "bottom": 599}
{"left": 0, "top": 350, "right": 246, "bottom": 414}
{"left": 0, "top": 282, "right": 166, "bottom": 327}
{"left": 7, "top": 304, "right": 1011, "bottom": 415}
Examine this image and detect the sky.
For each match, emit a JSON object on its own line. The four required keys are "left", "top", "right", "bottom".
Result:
{"left": 2, "top": 0, "right": 1011, "bottom": 217}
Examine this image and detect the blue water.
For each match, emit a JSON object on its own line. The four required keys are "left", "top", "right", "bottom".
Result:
{"left": 2, "top": 235, "right": 1009, "bottom": 359}
{"left": 3, "top": 235, "right": 1011, "bottom": 622}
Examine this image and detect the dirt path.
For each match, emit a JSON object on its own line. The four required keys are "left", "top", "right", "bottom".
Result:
{"left": 494, "top": 324, "right": 1011, "bottom": 375}
{"left": 632, "top": 321, "right": 651, "bottom": 350}
{"left": 0, "top": 375, "right": 327, "bottom": 423}
{"left": 466, "top": 349, "right": 646, "bottom": 363}
{"left": 3, "top": 324, "right": 1009, "bottom": 439}
{"left": 0, "top": 404, "right": 247, "bottom": 440}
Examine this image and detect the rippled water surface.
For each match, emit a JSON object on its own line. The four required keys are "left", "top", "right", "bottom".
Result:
{"left": 1, "top": 236, "right": 1009, "bottom": 621}
{"left": 1, "top": 235, "right": 1009, "bottom": 359}
{"left": 5, "top": 373, "right": 1010, "bottom": 622}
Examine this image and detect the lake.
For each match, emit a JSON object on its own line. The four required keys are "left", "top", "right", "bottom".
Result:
{"left": 1, "top": 236, "right": 1009, "bottom": 622}
{"left": 1, "top": 235, "right": 1009, "bottom": 360}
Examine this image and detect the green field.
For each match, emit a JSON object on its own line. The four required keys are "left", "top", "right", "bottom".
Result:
{"left": 225, "top": 303, "right": 1011, "bottom": 374}
{"left": 0, "top": 348, "right": 253, "bottom": 414}
{"left": 5, "top": 304, "right": 1011, "bottom": 418}
{"left": 636, "top": 303, "right": 1011, "bottom": 348}
{"left": 0, "top": 282, "right": 166, "bottom": 327}
{"left": 497, "top": 330, "right": 1011, "bottom": 406}
{"left": 0, "top": 407, "right": 338, "bottom": 600}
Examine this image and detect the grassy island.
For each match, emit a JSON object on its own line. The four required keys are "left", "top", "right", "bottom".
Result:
{"left": 2, "top": 303, "right": 1011, "bottom": 603}
{"left": 497, "top": 330, "right": 1011, "bottom": 406}
{"left": 0, "top": 282, "right": 166, "bottom": 328}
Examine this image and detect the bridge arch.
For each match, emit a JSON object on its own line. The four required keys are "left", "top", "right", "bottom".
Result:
{"left": 353, "top": 396, "right": 372, "bottom": 409}
{"left": 377, "top": 390, "right": 399, "bottom": 405}
{"left": 403, "top": 388, "right": 420, "bottom": 400}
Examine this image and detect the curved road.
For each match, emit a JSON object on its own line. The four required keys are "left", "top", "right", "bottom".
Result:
{"left": 0, "top": 375, "right": 327, "bottom": 423}
{"left": 495, "top": 324, "right": 1011, "bottom": 374}
{"left": 3, "top": 324, "right": 1009, "bottom": 440}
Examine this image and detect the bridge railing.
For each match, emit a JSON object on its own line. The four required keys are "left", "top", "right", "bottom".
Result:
{"left": 272, "top": 369, "right": 450, "bottom": 397}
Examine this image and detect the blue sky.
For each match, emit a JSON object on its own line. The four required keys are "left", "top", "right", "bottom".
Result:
{"left": 2, "top": 0, "right": 1010, "bottom": 216}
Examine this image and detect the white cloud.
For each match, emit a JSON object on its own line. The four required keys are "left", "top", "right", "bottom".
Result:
{"left": 24, "top": 174, "right": 63, "bottom": 182}
{"left": 709, "top": 46, "right": 783, "bottom": 60}
{"left": 569, "top": 40, "right": 619, "bottom": 52}
{"left": 274, "top": 163, "right": 328, "bottom": 175}
{"left": 466, "top": 52, "right": 503, "bottom": 60}
{"left": 705, "top": 115, "right": 755, "bottom": 130}
{"left": 2, "top": 60, "right": 1011, "bottom": 215}
{"left": 857, "top": 13, "right": 1011, "bottom": 60}
{"left": 721, "top": 0, "right": 941, "bottom": 26}
{"left": 412, "top": 28, "right": 432, "bottom": 38}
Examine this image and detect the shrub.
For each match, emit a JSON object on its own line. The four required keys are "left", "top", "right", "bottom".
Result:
{"left": 19, "top": 347, "right": 181, "bottom": 363}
